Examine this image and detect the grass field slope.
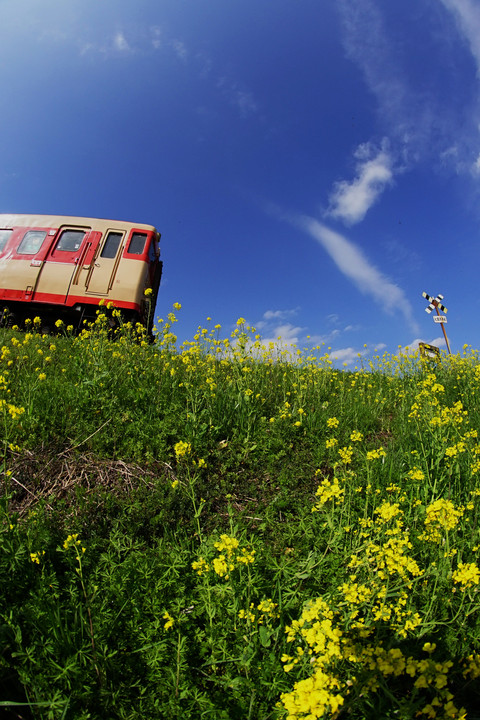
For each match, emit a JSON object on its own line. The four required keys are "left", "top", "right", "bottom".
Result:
{"left": 1, "top": 303, "right": 480, "bottom": 719}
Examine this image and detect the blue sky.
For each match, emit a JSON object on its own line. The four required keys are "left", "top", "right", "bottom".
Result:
{"left": 2, "top": 0, "right": 480, "bottom": 365}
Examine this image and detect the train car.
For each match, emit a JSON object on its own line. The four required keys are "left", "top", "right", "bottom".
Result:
{"left": 0, "top": 214, "right": 162, "bottom": 334}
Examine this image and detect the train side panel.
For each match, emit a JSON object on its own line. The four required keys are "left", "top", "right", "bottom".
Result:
{"left": 0, "top": 215, "right": 162, "bottom": 330}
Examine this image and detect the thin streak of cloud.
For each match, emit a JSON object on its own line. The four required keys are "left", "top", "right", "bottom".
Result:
{"left": 439, "top": 0, "right": 480, "bottom": 73}
{"left": 327, "top": 140, "right": 394, "bottom": 225}
{"left": 262, "top": 308, "right": 298, "bottom": 321}
{"left": 337, "top": 0, "right": 412, "bottom": 140}
{"left": 294, "top": 215, "right": 419, "bottom": 334}
{"left": 336, "top": 0, "right": 455, "bottom": 167}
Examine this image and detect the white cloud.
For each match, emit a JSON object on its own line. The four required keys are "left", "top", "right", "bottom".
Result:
{"left": 113, "top": 32, "right": 130, "bottom": 53}
{"left": 327, "top": 141, "right": 394, "bottom": 225}
{"left": 294, "top": 215, "right": 419, "bottom": 334}
{"left": 335, "top": 0, "right": 459, "bottom": 167}
{"left": 262, "top": 308, "right": 298, "bottom": 321}
{"left": 150, "top": 26, "right": 162, "bottom": 50}
{"left": 257, "top": 322, "right": 304, "bottom": 347}
{"left": 326, "top": 313, "right": 340, "bottom": 324}
{"left": 217, "top": 77, "right": 258, "bottom": 118}
{"left": 337, "top": 0, "right": 413, "bottom": 141}
{"left": 233, "top": 318, "right": 305, "bottom": 360}
{"left": 330, "top": 346, "right": 366, "bottom": 365}
{"left": 233, "top": 90, "right": 257, "bottom": 118}
{"left": 401, "top": 336, "right": 446, "bottom": 354}
{"left": 171, "top": 39, "right": 188, "bottom": 62}
{"left": 440, "top": 0, "right": 480, "bottom": 74}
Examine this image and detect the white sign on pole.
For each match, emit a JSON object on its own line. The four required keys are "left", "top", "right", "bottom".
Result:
{"left": 433, "top": 315, "right": 447, "bottom": 323}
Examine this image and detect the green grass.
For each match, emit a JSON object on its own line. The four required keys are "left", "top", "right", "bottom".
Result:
{"left": 1, "top": 308, "right": 480, "bottom": 719}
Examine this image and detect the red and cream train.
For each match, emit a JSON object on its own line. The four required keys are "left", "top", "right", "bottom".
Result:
{"left": 0, "top": 214, "right": 162, "bottom": 333}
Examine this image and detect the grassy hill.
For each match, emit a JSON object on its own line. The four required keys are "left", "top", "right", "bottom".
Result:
{"left": 1, "top": 306, "right": 480, "bottom": 719}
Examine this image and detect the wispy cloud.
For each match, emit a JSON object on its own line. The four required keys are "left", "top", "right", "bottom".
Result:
{"left": 150, "top": 26, "right": 162, "bottom": 50}
{"left": 262, "top": 308, "right": 298, "bottom": 321}
{"left": 327, "top": 140, "right": 394, "bottom": 225}
{"left": 170, "top": 39, "right": 188, "bottom": 63}
{"left": 336, "top": 0, "right": 480, "bottom": 178}
{"left": 337, "top": 0, "right": 414, "bottom": 142}
{"left": 217, "top": 77, "right": 258, "bottom": 118}
{"left": 439, "top": 0, "right": 480, "bottom": 73}
{"left": 293, "top": 215, "right": 419, "bottom": 334}
{"left": 330, "top": 346, "right": 366, "bottom": 365}
{"left": 79, "top": 31, "right": 132, "bottom": 57}
{"left": 256, "top": 309, "right": 304, "bottom": 348}
{"left": 113, "top": 32, "right": 130, "bottom": 53}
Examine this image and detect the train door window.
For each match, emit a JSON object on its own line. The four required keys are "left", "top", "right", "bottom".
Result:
{"left": 56, "top": 230, "right": 85, "bottom": 252}
{"left": 128, "top": 233, "right": 147, "bottom": 255}
{"left": 0, "top": 229, "right": 12, "bottom": 253}
{"left": 100, "top": 232, "right": 122, "bottom": 259}
{"left": 17, "top": 231, "right": 47, "bottom": 255}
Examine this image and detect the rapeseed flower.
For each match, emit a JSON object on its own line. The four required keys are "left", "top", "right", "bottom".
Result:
{"left": 163, "top": 611, "right": 174, "bottom": 630}
{"left": 420, "top": 499, "right": 463, "bottom": 543}
{"left": 452, "top": 562, "right": 480, "bottom": 590}
{"left": 174, "top": 440, "right": 191, "bottom": 458}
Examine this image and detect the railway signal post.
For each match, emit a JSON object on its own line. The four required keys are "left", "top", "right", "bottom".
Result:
{"left": 422, "top": 292, "right": 451, "bottom": 355}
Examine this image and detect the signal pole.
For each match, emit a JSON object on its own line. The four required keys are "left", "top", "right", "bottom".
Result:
{"left": 422, "top": 292, "right": 451, "bottom": 355}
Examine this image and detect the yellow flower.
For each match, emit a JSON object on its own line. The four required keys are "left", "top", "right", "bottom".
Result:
{"left": 191, "top": 557, "right": 209, "bottom": 575}
{"left": 163, "top": 611, "right": 174, "bottom": 630}
{"left": 63, "top": 534, "right": 83, "bottom": 551}
{"left": 408, "top": 467, "right": 425, "bottom": 481}
{"left": 337, "top": 446, "right": 353, "bottom": 464}
{"left": 174, "top": 440, "right": 191, "bottom": 458}
{"left": 452, "top": 562, "right": 480, "bottom": 590}
{"left": 421, "top": 499, "right": 463, "bottom": 543}
{"left": 366, "top": 447, "right": 387, "bottom": 461}
{"left": 144, "top": 288, "right": 153, "bottom": 297}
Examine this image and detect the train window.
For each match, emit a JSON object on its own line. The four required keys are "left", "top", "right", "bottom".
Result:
{"left": 101, "top": 232, "right": 122, "bottom": 259}
{"left": 56, "top": 230, "right": 86, "bottom": 252}
{"left": 0, "top": 229, "right": 12, "bottom": 253}
{"left": 17, "top": 231, "right": 47, "bottom": 255}
{"left": 128, "top": 233, "right": 147, "bottom": 255}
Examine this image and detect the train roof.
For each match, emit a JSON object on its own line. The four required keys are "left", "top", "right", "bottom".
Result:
{"left": 0, "top": 214, "right": 158, "bottom": 233}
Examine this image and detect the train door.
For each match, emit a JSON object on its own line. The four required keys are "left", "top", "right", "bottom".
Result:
{"left": 33, "top": 227, "right": 90, "bottom": 303}
{"left": 85, "top": 230, "right": 124, "bottom": 295}
{"left": 0, "top": 229, "right": 50, "bottom": 301}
